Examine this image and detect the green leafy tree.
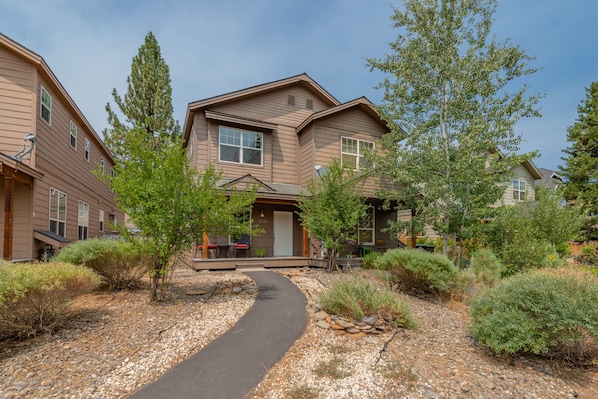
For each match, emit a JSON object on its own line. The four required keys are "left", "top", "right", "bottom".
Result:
{"left": 559, "top": 82, "right": 598, "bottom": 241}
{"left": 297, "top": 159, "right": 369, "bottom": 272}
{"left": 367, "top": 0, "right": 541, "bottom": 256}
{"left": 103, "top": 31, "right": 180, "bottom": 162}
{"left": 105, "top": 33, "right": 257, "bottom": 301}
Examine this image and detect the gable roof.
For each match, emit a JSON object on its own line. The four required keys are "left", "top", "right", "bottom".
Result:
{"left": 0, "top": 33, "right": 114, "bottom": 162}
{"left": 183, "top": 73, "right": 340, "bottom": 141}
{"left": 220, "top": 174, "right": 306, "bottom": 200}
{"left": 296, "top": 96, "right": 391, "bottom": 134}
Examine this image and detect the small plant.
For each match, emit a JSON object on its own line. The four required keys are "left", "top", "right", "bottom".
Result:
{"left": 317, "top": 275, "right": 417, "bottom": 328}
{"left": 313, "top": 358, "right": 352, "bottom": 379}
{"left": 382, "top": 360, "right": 418, "bottom": 387}
{"left": 469, "top": 267, "right": 598, "bottom": 365}
{"left": 254, "top": 248, "right": 266, "bottom": 257}
{"left": 577, "top": 243, "right": 598, "bottom": 265}
{"left": 469, "top": 248, "right": 504, "bottom": 287}
{"left": 0, "top": 262, "right": 100, "bottom": 340}
{"left": 375, "top": 248, "right": 458, "bottom": 295}
{"left": 329, "top": 343, "right": 352, "bottom": 355}
{"left": 361, "top": 251, "right": 382, "bottom": 269}
{"left": 286, "top": 385, "right": 319, "bottom": 399}
{"left": 450, "top": 268, "right": 475, "bottom": 301}
{"left": 53, "top": 238, "right": 150, "bottom": 290}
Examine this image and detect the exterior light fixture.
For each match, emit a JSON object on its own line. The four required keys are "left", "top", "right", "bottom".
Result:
{"left": 260, "top": 209, "right": 265, "bottom": 218}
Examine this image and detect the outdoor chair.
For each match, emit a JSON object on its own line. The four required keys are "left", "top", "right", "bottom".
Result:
{"left": 195, "top": 242, "right": 218, "bottom": 258}
{"left": 233, "top": 234, "right": 251, "bottom": 257}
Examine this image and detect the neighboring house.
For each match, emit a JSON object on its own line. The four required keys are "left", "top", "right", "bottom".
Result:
{"left": 0, "top": 33, "right": 123, "bottom": 261}
{"left": 537, "top": 167, "right": 564, "bottom": 191}
{"left": 183, "top": 73, "right": 397, "bottom": 261}
{"left": 497, "top": 160, "right": 542, "bottom": 205}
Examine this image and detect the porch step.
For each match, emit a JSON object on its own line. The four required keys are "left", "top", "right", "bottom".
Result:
{"left": 235, "top": 262, "right": 266, "bottom": 269}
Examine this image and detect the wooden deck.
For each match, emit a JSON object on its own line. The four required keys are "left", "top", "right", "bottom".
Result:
{"left": 189, "top": 256, "right": 362, "bottom": 271}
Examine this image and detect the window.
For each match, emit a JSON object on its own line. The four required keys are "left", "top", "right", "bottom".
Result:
{"left": 84, "top": 138, "right": 90, "bottom": 161}
{"left": 100, "top": 157, "right": 105, "bottom": 171}
{"left": 49, "top": 188, "right": 67, "bottom": 237}
{"left": 110, "top": 168, "right": 116, "bottom": 179}
{"left": 99, "top": 210, "right": 104, "bottom": 232}
{"left": 78, "top": 201, "right": 89, "bottom": 240}
{"left": 306, "top": 99, "right": 313, "bottom": 110}
{"left": 341, "top": 137, "right": 374, "bottom": 170}
{"left": 70, "top": 121, "right": 77, "bottom": 148}
{"left": 512, "top": 179, "right": 526, "bottom": 201}
{"left": 219, "top": 126, "right": 263, "bottom": 166}
{"left": 41, "top": 87, "right": 52, "bottom": 124}
{"left": 358, "top": 206, "right": 375, "bottom": 245}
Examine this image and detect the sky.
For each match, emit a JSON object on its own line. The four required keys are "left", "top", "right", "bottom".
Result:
{"left": 2, "top": 0, "right": 597, "bottom": 171}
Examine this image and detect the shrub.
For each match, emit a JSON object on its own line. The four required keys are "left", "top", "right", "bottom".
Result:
{"left": 375, "top": 248, "right": 458, "bottom": 295}
{"left": 0, "top": 262, "right": 100, "bottom": 340}
{"left": 318, "top": 275, "right": 416, "bottom": 328}
{"left": 450, "top": 268, "right": 475, "bottom": 301}
{"left": 469, "top": 267, "right": 598, "bottom": 365}
{"left": 361, "top": 251, "right": 382, "bottom": 269}
{"left": 469, "top": 248, "right": 504, "bottom": 287}
{"left": 53, "top": 238, "right": 151, "bottom": 290}
{"left": 577, "top": 243, "right": 598, "bottom": 266}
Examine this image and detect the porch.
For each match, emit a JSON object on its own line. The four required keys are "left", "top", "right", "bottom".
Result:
{"left": 189, "top": 256, "right": 362, "bottom": 271}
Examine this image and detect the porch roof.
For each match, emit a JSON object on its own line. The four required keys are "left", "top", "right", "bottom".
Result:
{"left": 220, "top": 174, "right": 307, "bottom": 202}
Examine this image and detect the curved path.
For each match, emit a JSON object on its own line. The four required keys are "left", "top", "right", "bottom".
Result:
{"left": 128, "top": 270, "right": 307, "bottom": 399}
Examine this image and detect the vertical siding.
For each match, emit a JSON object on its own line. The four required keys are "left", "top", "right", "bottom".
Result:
{"left": 0, "top": 46, "right": 35, "bottom": 157}
{"left": 12, "top": 181, "right": 32, "bottom": 259}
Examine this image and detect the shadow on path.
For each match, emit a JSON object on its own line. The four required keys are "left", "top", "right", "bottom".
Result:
{"left": 128, "top": 270, "right": 307, "bottom": 399}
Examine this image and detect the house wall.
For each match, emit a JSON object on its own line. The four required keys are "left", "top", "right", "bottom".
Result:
{"left": 0, "top": 177, "right": 34, "bottom": 260}
{"left": 0, "top": 46, "right": 36, "bottom": 160}
{"left": 497, "top": 163, "right": 537, "bottom": 206}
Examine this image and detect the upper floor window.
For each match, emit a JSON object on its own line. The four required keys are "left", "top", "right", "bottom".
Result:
{"left": 219, "top": 126, "right": 263, "bottom": 166}
{"left": 99, "top": 209, "right": 105, "bottom": 232}
{"left": 40, "top": 87, "right": 52, "bottom": 124}
{"left": 78, "top": 201, "right": 89, "bottom": 240}
{"left": 512, "top": 179, "right": 526, "bottom": 201}
{"left": 341, "top": 137, "right": 374, "bottom": 170}
{"left": 49, "top": 188, "right": 67, "bottom": 237}
{"left": 70, "top": 121, "right": 77, "bottom": 148}
{"left": 100, "top": 157, "right": 105, "bottom": 171}
{"left": 84, "top": 138, "right": 90, "bottom": 161}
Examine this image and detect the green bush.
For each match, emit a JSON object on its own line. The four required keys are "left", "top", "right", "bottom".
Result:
{"left": 53, "top": 239, "right": 150, "bottom": 290}
{"left": 577, "top": 243, "right": 598, "bottom": 266}
{"left": 361, "top": 251, "right": 382, "bottom": 269}
{"left": 469, "top": 248, "right": 504, "bottom": 287}
{"left": 375, "top": 248, "right": 458, "bottom": 295}
{"left": 318, "top": 275, "right": 416, "bottom": 328}
{"left": 450, "top": 268, "right": 476, "bottom": 301}
{"left": 469, "top": 267, "right": 598, "bottom": 365}
{"left": 0, "top": 262, "right": 100, "bottom": 340}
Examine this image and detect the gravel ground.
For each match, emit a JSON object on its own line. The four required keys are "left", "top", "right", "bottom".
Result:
{"left": 1, "top": 267, "right": 596, "bottom": 399}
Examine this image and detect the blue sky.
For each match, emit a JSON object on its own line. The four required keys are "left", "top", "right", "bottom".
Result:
{"left": 2, "top": 0, "right": 597, "bottom": 171}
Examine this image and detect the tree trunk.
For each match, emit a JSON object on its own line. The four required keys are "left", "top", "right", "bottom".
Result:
{"left": 327, "top": 249, "right": 337, "bottom": 273}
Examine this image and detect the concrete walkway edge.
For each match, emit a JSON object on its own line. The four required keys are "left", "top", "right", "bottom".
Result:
{"left": 128, "top": 270, "right": 307, "bottom": 399}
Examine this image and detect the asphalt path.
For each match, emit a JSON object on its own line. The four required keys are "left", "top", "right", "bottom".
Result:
{"left": 128, "top": 270, "right": 307, "bottom": 399}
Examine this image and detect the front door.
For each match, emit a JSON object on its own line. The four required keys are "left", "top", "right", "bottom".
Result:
{"left": 273, "top": 211, "right": 293, "bottom": 256}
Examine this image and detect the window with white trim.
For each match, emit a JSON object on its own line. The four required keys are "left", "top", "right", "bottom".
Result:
{"left": 341, "top": 137, "right": 374, "bottom": 170}
{"left": 49, "top": 188, "right": 67, "bottom": 237}
{"left": 358, "top": 206, "right": 375, "bottom": 245}
{"left": 78, "top": 201, "right": 89, "bottom": 240}
{"left": 219, "top": 126, "right": 263, "bottom": 166}
{"left": 99, "top": 210, "right": 104, "bottom": 232}
{"left": 70, "top": 120, "right": 77, "bottom": 148}
{"left": 84, "top": 138, "right": 90, "bottom": 161}
{"left": 512, "top": 179, "right": 526, "bottom": 201}
{"left": 41, "top": 87, "right": 52, "bottom": 124}
{"left": 100, "top": 157, "right": 105, "bottom": 171}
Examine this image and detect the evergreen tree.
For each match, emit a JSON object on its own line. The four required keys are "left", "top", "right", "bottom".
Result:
{"left": 559, "top": 82, "right": 598, "bottom": 240}
{"left": 103, "top": 31, "right": 180, "bottom": 162}
{"left": 367, "top": 0, "right": 540, "bottom": 255}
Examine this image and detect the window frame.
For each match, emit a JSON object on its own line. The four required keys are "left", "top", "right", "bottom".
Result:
{"left": 69, "top": 120, "right": 77, "bottom": 149}
{"left": 358, "top": 205, "right": 375, "bottom": 245}
{"left": 341, "top": 136, "right": 374, "bottom": 170}
{"left": 512, "top": 179, "right": 526, "bottom": 201}
{"left": 78, "top": 201, "right": 89, "bottom": 240}
{"left": 218, "top": 126, "right": 263, "bottom": 166}
{"left": 99, "top": 209, "right": 104, "bottom": 232}
{"left": 40, "top": 86, "right": 52, "bottom": 125}
{"left": 84, "top": 138, "right": 90, "bottom": 161}
{"left": 49, "top": 188, "right": 67, "bottom": 237}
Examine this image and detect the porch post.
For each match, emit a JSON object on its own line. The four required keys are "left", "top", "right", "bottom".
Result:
{"left": 3, "top": 177, "right": 14, "bottom": 261}
{"left": 302, "top": 225, "right": 309, "bottom": 257}
{"left": 202, "top": 231, "right": 209, "bottom": 259}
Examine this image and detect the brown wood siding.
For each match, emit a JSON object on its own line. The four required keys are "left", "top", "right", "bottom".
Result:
{"left": 271, "top": 125, "right": 299, "bottom": 184}
{"left": 299, "top": 126, "right": 315, "bottom": 185}
{"left": 12, "top": 181, "right": 31, "bottom": 259}
{"left": 0, "top": 46, "right": 35, "bottom": 156}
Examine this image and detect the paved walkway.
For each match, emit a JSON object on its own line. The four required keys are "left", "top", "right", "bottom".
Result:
{"left": 128, "top": 270, "right": 307, "bottom": 399}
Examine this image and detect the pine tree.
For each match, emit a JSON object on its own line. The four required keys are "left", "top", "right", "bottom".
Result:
{"left": 367, "top": 0, "right": 541, "bottom": 255}
{"left": 103, "top": 31, "right": 180, "bottom": 162}
{"left": 559, "top": 82, "right": 598, "bottom": 240}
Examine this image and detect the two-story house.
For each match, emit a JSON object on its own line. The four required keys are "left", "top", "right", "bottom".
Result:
{"left": 0, "top": 33, "right": 123, "bottom": 261}
{"left": 183, "top": 74, "right": 397, "bottom": 267}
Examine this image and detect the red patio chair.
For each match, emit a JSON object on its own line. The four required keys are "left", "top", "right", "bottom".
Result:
{"left": 195, "top": 242, "right": 218, "bottom": 258}
{"left": 233, "top": 235, "right": 251, "bottom": 257}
